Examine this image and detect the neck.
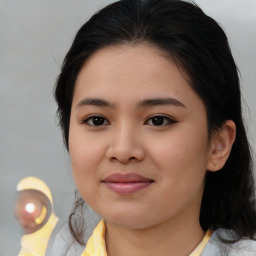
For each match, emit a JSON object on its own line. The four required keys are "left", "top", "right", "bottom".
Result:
{"left": 105, "top": 212, "right": 205, "bottom": 256}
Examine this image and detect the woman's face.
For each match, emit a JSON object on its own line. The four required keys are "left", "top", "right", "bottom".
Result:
{"left": 69, "top": 44, "right": 213, "bottom": 229}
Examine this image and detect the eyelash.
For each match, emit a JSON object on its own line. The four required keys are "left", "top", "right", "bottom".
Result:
{"left": 81, "top": 115, "right": 110, "bottom": 126}
{"left": 145, "top": 115, "right": 176, "bottom": 126}
{"left": 81, "top": 114, "right": 176, "bottom": 127}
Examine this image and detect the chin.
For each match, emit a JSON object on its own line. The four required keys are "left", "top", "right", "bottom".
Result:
{"left": 103, "top": 210, "right": 156, "bottom": 230}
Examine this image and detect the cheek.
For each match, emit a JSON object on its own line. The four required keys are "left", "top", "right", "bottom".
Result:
{"left": 149, "top": 127, "right": 209, "bottom": 181}
{"left": 147, "top": 133, "right": 208, "bottom": 214}
{"left": 69, "top": 124, "right": 103, "bottom": 166}
{"left": 69, "top": 128, "right": 104, "bottom": 192}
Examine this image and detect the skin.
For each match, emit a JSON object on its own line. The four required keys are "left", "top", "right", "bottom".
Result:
{"left": 69, "top": 44, "right": 236, "bottom": 256}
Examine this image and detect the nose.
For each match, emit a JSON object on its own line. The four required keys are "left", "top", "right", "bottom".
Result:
{"left": 106, "top": 124, "right": 145, "bottom": 164}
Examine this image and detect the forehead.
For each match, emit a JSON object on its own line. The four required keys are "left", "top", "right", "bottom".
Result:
{"left": 72, "top": 44, "right": 206, "bottom": 118}
{"left": 77, "top": 44, "right": 185, "bottom": 83}
{"left": 73, "top": 44, "right": 203, "bottom": 110}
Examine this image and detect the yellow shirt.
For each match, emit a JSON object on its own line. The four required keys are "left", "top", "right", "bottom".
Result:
{"left": 81, "top": 220, "right": 212, "bottom": 256}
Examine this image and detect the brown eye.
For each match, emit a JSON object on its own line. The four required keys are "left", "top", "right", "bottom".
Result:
{"left": 145, "top": 115, "right": 176, "bottom": 126}
{"left": 151, "top": 116, "right": 165, "bottom": 126}
{"left": 83, "top": 115, "right": 110, "bottom": 126}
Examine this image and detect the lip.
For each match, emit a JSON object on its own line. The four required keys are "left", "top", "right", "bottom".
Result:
{"left": 102, "top": 173, "right": 154, "bottom": 194}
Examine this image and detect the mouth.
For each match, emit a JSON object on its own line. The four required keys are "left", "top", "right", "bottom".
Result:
{"left": 102, "top": 173, "right": 154, "bottom": 194}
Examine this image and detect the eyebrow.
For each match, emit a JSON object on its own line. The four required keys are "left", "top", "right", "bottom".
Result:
{"left": 137, "top": 98, "right": 186, "bottom": 108}
{"left": 76, "top": 98, "right": 114, "bottom": 109}
{"left": 76, "top": 97, "right": 186, "bottom": 109}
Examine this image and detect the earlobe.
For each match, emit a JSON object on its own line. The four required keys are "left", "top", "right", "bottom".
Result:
{"left": 207, "top": 120, "right": 236, "bottom": 172}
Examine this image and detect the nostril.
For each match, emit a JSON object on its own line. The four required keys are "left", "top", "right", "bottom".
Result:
{"left": 110, "top": 156, "right": 137, "bottom": 163}
{"left": 105, "top": 141, "right": 145, "bottom": 163}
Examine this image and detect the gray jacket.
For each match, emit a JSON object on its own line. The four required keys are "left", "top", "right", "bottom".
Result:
{"left": 47, "top": 222, "right": 256, "bottom": 256}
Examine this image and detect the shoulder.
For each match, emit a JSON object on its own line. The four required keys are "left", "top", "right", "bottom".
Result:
{"left": 45, "top": 220, "right": 85, "bottom": 256}
{"left": 46, "top": 209, "right": 101, "bottom": 256}
{"left": 202, "top": 228, "right": 256, "bottom": 256}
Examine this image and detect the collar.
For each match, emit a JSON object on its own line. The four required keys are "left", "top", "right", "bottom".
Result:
{"left": 81, "top": 220, "right": 212, "bottom": 256}
{"left": 81, "top": 220, "right": 107, "bottom": 256}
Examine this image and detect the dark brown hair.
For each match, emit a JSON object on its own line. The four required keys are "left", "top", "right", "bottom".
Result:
{"left": 55, "top": 0, "right": 256, "bottom": 245}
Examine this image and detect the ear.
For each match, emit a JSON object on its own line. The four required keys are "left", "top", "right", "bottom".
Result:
{"left": 207, "top": 120, "right": 236, "bottom": 172}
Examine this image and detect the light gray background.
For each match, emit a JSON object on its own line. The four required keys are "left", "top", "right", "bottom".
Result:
{"left": 0, "top": 0, "right": 255, "bottom": 255}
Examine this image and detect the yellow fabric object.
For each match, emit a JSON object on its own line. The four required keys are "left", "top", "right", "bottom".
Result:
{"left": 189, "top": 229, "right": 213, "bottom": 256}
{"left": 81, "top": 220, "right": 212, "bottom": 256}
{"left": 17, "top": 176, "right": 53, "bottom": 205}
{"left": 18, "top": 213, "right": 59, "bottom": 256}
{"left": 81, "top": 220, "right": 107, "bottom": 256}
{"left": 17, "top": 176, "right": 59, "bottom": 256}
